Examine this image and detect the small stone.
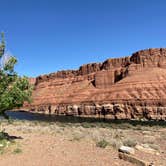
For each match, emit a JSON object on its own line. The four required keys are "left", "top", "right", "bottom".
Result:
{"left": 142, "top": 131, "right": 151, "bottom": 135}
{"left": 156, "top": 152, "right": 160, "bottom": 156}
{"left": 119, "top": 145, "right": 135, "bottom": 154}
{"left": 114, "top": 157, "right": 118, "bottom": 160}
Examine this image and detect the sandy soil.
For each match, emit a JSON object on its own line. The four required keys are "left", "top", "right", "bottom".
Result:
{"left": 0, "top": 133, "right": 133, "bottom": 166}
{"left": 0, "top": 120, "right": 165, "bottom": 166}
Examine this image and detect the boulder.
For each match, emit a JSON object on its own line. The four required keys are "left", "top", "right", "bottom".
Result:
{"left": 119, "top": 146, "right": 135, "bottom": 155}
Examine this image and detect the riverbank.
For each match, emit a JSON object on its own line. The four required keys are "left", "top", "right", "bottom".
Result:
{"left": 0, "top": 117, "right": 165, "bottom": 166}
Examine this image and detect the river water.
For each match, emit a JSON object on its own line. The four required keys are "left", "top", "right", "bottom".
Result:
{"left": 2, "top": 110, "right": 102, "bottom": 123}
{"left": 0, "top": 111, "right": 165, "bottom": 127}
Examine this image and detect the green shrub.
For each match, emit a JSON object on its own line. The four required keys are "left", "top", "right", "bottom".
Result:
{"left": 96, "top": 139, "right": 109, "bottom": 148}
{"left": 13, "top": 148, "right": 22, "bottom": 154}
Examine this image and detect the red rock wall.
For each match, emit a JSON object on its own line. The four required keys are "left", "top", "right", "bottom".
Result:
{"left": 24, "top": 48, "right": 166, "bottom": 120}
{"left": 94, "top": 70, "right": 115, "bottom": 88}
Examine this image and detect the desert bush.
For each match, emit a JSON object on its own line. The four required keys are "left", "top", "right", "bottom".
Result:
{"left": 123, "top": 139, "right": 137, "bottom": 147}
{"left": 13, "top": 148, "right": 22, "bottom": 154}
{"left": 142, "top": 136, "right": 155, "bottom": 144}
{"left": 82, "top": 122, "right": 96, "bottom": 128}
{"left": 71, "top": 135, "right": 82, "bottom": 141}
{"left": 148, "top": 144, "right": 160, "bottom": 151}
{"left": 109, "top": 138, "right": 122, "bottom": 149}
{"left": 160, "top": 132, "right": 166, "bottom": 139}
{"left": 96, "top": 139, "right": 109, "bottom": 148}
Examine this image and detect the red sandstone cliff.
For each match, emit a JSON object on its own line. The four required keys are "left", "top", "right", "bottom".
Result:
{"left": 25, "top": 48, "right": 166, "bottom": 120}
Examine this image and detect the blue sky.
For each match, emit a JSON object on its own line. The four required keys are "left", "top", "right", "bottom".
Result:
{"left": 0, "top": 0, "right": 166, "bottom": 77}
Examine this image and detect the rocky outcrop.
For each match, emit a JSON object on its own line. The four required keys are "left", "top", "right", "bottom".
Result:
{"left": 25, "top": 48, "right": 166, "bottom": 120}
{"left": 28, "top": 103, "right": 166, "bottom": 120}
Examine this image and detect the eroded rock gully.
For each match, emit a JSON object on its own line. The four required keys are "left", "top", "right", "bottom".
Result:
{"left": 24, "top": 48, "right": 166, "bottom": 120}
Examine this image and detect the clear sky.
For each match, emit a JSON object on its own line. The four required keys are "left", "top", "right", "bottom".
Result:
{"left": 0, "top": 0, "right": 166, "bottom": 77}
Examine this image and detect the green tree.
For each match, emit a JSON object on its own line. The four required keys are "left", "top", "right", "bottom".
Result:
{"left": 0, "top": 32, "right": 32, "bottom": 118}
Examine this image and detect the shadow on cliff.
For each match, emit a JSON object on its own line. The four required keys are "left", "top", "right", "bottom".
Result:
{"left": 5, "top": 110, "right": 166, "bottom": 128}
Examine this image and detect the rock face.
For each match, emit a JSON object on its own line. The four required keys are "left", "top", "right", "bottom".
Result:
{"left": 24, "top": 48, "right": 166, "bottom": 120}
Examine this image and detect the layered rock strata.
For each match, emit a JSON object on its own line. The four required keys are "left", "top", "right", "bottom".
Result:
{"left": 24, "top": 48, "right": 166, "bottom": 120}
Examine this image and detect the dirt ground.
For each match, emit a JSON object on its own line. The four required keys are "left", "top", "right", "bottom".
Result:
{"left": 0, "top": 119, "right": 165, "bottom": 166}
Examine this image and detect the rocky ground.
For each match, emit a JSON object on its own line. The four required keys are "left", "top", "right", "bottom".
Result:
{"left": 0, "top": 118, "right": 165, "bottom": 166}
